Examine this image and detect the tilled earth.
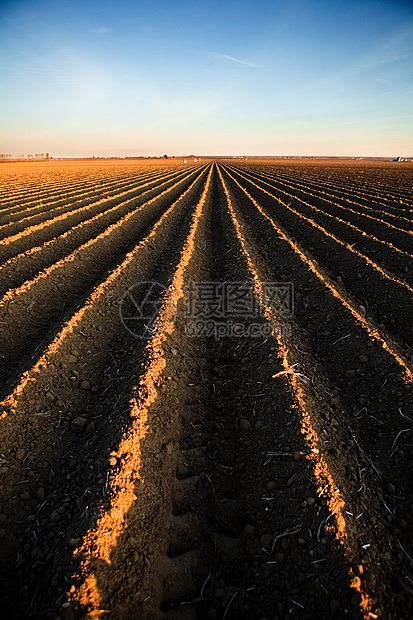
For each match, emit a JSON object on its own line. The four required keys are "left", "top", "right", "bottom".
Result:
{"left": 0, "top": 158, "right": 412, "bottom": 619}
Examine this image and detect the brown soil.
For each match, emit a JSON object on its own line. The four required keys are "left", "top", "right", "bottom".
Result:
{"left": 0, "top": 158, "right": 412, "bottom": 620}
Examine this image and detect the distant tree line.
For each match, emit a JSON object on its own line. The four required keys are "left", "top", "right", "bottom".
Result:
{"left": 0, "top": 153, "right": 50, "bottom": 162}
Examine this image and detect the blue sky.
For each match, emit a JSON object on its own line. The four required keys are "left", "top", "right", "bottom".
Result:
{"left": 1, "top": 0, "right": 412, "bottom": 157}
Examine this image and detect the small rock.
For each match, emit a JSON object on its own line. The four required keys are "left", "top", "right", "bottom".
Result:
{"left": 69, "top": 538, "right": 81, "bottom": 547}
{"left": 239, "top": 419, "right": 251, "bottom": 431}
{"left": 275, "top": 553, "right": 285, "bottom": 562}
{"left": 306, "top": 497, "right": 315, "bottom": 506}
{"left": 243, "top": 524, "right": 256, "bottom": 537}
{"left": 293, "top": 452, "right": 302, "bottom": 461}
{"left": 80, "top": 380, "right": 91, "bottom": 391}
{"left": 46, "top": 392, "right": 55, "bottom": 402}
{"left": 16, "top": 558, "right": 26, "bottom": 568}
{"left": 16, "top": 448, "right": 25, "bottom": 461}
{"left": 85, "top": 421, "right": 95, "bottom": 435}
{"left": 36, "top": 487, "right": 45, "bottom": 501}
{"left": 287, "top": 474, "right": 296, "bottom": 487}
{"left": 70, "top": 417, "right": 88, "bottom": 431}
{"left": 359, "top": 355, "right": 369, "bottom": 364}
{"left": 260, "top": 534, "right": 273, "bottom": 550}
{"left": 345, "top": 370, "right": 356, "bottom": 379}
{"left": 266, "top": 481, "right": 277, "bottom": 491}
{"left": 387, "top": 483, "right": 396, "bottom": 494}
{"left": 330, "top": 600, "right": 340, "bottom": 612}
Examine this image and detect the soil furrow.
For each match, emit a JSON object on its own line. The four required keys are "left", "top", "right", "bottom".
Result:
{"left": 65, "top": 163, "right": 360, "bottom": 620}
{"left": 217, "top": 162, "right": 413, "bottom": 619}
{"left": 67, "top": 165, "right": 214, "bottom": 619}
{"left": 0, "top": 164, "right": 214, "bottom": 619}
{"left": 0, "top": 167, "right": 192, "bottom": 242}
{"left": 0, "top": 166, "right": 209, "bottom": 396}
{"left": 230, "top": 164, "right": 413, "bottom": 251}
{"left": 217, "top": 165, "right": 378, "bottom": 618}
{"left": 0, "top": 169, "right": 145, "bottom": 212}
{"left": 0, "top": 158, "right": 411, "bottom": 620}
{"left": 222, "top": 165, "right": 413, "bottom": 350}
{"left": 229, "top": 165, "right": 413, "bottom": 285}
{"left": 0, "top": 164, "right": 190, "bottom": 220}
{"left": 0, "top": 166, "right": 204, "bottom": 297}
{"left": 0, "top": 166, "right": 203, "bottom": 265}
{"left": 252, "top": 163, "right": 413, "bottom": 213}
{"left": 0, "top": 161, "right": 187, "bottom": 212}
{"left": 0, "top": 167, "right": 172, "bottom": 223}
{"left": 246, "top": 164, "right": 413, "bottom": 223}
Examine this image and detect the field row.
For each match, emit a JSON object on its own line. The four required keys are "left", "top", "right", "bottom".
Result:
{"left": 244, "top": 161, "right": 413, "bottom": 211}
{"left": 0, "top": 159, "right": 187, "bottom": 204}
{"left": 0, "top": 160, "right": 412, "bottom": 619}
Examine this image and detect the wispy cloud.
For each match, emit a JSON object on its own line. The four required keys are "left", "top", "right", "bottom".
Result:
{"left": 91, "top": 27, "right": 109, "bottom": 35}
{"left": 373, "top": 85, "right": 413, "bottom": 98}
{"left": 214, "top": 53, "right": 262, "bottom": 68}
{"left": 3, "top": 47, "right": 115, "bottom": 106}
{"left": 289, "top": 23, "right": 413, "bottom": 101}
{"left": 343, "top": 23, "right": 413, "bottom": 78}
{"left": 150, "top": 94, "right": 224, "bottom": 125}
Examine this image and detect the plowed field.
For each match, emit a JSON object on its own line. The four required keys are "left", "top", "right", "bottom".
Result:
{"left": 0, "top": 158, "right": 412, "bottom": 620}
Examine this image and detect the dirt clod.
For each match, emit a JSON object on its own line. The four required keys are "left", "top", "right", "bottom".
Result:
{"left": 70, "top": 417, "right": 88, "bottom": 431}
{"left": 239, "top": 419, "right": 251, "bottom": 431}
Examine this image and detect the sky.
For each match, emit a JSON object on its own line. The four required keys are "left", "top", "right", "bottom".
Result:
{"left": 0, "top": 0, "right": 412, "bottom": 157}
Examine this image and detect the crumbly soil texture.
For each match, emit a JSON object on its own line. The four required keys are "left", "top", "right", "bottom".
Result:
{"left": 0, "top": 158, "right": 412, "bottom": 620}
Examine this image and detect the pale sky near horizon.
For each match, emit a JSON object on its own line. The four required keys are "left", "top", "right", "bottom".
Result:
{"left": 1, "top": 0, "right": 412, "bottom": 157}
